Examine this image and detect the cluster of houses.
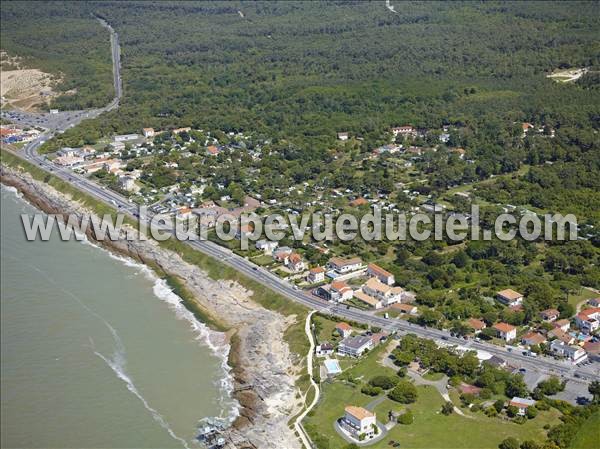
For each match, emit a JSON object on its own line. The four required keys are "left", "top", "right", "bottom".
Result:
{"left": 312, "top": 259, "right": 416, "bottom": 310}
{"left": 316, "top": 322, "right": 388, "bottom": 362}
{"left": 467, "top": 290, "right": 600, "bottom": 364}
{"left": 0, "top": 125, "right": 40, "bottom": 144}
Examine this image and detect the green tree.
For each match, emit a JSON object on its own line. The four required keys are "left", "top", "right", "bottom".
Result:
{"left": 388, "top": 380, "right": 418, "bottom": 404}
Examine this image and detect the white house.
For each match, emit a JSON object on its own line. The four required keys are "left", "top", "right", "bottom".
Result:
{"left": 142, "top": 127, "right": 155, "bottom": 138}
{"left": 331, "top": 281, "right": 354, "bottom": 302}
{"left": 367, "top": 263, "right": 395, "bottom": 285}
{"left": 391, "top": 125, "right": 416, "bottom": 137}
{"left": 575, "top": 308, "right": 600, "bottom": 334}
{"left": 492, "top": 322, "right": 517, "bottom": 342}
{"left": 315, "top": 342, "right": 334, "bottom": 357}
{"left": 286, "top": 253, "right": 305, "bottom": 273}
{"left": 118, "top": 175, "right": 136, "bottom": 191}
{"left": 337, "top": 132, "right": 349, "bottom": 141}
{"left": 335, "top": 322, "right": 353, "bottom": 338}
{"left": 340, "top": 406, "right": 377, "bottom": 440}
{"left": 509, "top": 397, "right": 536, "bottom": 416}
{"left": 328, "top": 257, "right": 364, "bottom": 274}
{"left": 256, "top": 239, "right": 278, "bottom": 255}
{"left": 307, "top": 267, "right": 326, "bottom": 284}
{"left": 338, "top": 336, "right": 373, "bottom": 357}
{"left": 497, "top": 289, "right": 524, "bottom": 306}
{"left": 114, "top": 133, "right": 139, "bottom": 142}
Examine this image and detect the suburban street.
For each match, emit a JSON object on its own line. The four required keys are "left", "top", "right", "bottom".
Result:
{"left": 1, "top": 16, "right": 598, "bottom": 401}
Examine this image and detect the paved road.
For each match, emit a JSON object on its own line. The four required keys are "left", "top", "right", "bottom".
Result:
{"left": 2, "top": 16, "right": 599, "bottom": 390}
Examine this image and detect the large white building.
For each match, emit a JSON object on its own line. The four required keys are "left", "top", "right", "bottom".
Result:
{"left": 550, "top": 340, "right": 588, "bottom": 364}
{"left": 337, "top": 335, "right": 373, "bottom": 357}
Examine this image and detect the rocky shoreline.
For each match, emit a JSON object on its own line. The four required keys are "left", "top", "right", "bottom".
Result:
{"left": 0, "top": 164, "right": 304, "bottom": 449}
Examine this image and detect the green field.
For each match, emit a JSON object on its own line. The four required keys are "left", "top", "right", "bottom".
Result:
{"left": 568, "top": 411, "right": 600, "bottom": 449}
{"left": 305, "top": 382, "right": 562, "bottom": 449}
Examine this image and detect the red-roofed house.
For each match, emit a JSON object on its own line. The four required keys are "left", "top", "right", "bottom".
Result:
{"left": 497, "top": 289, "right": 524, "bottom": 306}
{"left": 539, "top": 309, "right": 560, "bottom": 322}
{"left": 493, "top": 322, "right": 517, "bottom": 342}
{"left": 552, "top": 319, "right": 570, "bottom": 332}
{"left": 336, "top": 322, "right": 353, "bottom": 338}
{"left": 307, "top": 267, "right": 325, "bottom": 284}
{"left": 467, "top": 318, "right": 486, "bottom": 333}
{"left": 367, "top": 263, "right": 395, "bottom": 285}
{"left": 521, "top": 332, "right": 546, "bottom": 347}
{"left": 331, "top": 281, "right": 354, "bottom": 302}
{"left": 286, "top": 253, "right": 305, "bottom": 272}
{"left": 575, "top": 308, "right": 600, "bottom": 334}
{"left": 509, "top": 397, "right": 536, "bottom": 416}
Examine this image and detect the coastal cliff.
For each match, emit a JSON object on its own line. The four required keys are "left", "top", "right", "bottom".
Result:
{"left": 1, "top": 164, "right": 304, "bottom": 449}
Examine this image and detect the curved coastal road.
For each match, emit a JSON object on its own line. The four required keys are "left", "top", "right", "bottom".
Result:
{"left": 2, "top": 16, "right": 598, "bottom": 392}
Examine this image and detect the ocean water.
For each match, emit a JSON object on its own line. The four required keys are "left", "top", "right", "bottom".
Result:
{"left": 0, "top": 185, "right": 237, "bottom": 448}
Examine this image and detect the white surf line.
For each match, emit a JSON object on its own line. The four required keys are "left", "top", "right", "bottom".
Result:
{"left": 93, "top": 347, "right": 191, "bottom": 449}
{"left": 294, "top": 310, "right": 319, "bottom": 449}
{"left": 15, "top": 258, "right": 191, "bottom": 449}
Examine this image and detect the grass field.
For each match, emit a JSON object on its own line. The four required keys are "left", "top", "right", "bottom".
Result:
{"left": 568, "top": 410, "right": 600, "bottom": 449}
{"left": 305, "top": 382, "right": 562, "bottom": 449}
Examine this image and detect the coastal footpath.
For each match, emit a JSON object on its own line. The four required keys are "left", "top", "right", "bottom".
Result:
{"left": 0, "top": 162, "right": 305, "bottom": 449}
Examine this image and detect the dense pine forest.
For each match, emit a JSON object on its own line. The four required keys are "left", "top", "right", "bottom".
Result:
{"left": 2, "top": 1, "right": 599, "bottom": 226}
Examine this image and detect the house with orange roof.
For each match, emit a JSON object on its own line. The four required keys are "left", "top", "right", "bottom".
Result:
{"left": 497, "top": 289, "right": 524, "bottom": 306}
{"left": 539, "top": 309, "right": 560, "bottom": 322}
{"left": 142, "top": 127, "right": 155, "bottom": 138}
{"left": 467, "top": 318, "right": 486, "bottom": 333}
{"left": 552, "top": 319, "right": 570, "bottom": 332}
{"left": 509, "top": 397, "right": 536, "bottom": 416}
{"left": 286, "top": 252, "right": 305, "bottom": 273}
{"left": 307, "top": 266, "right": 325, "bottom": 284}
{"left": 549, "top": 328, "right": 575, "bottom": 345}
{"left": 362, "top": 277, "right": 404, "bottom": 306}
{"left": 367, "top": 263, "right": 395, "bottom": 285}
{"left": 340, "top": 406, "right": 377, "bottom": 440}
{"left": 353, "top": 290, "right": 383, "bottom": 309}
{"left": 331, "top": 281, "right": 354, "bottom": 302}
{"left": 335, "top": 322, "right": 353, "bottom": 338}
{"left": 392, "top": 303, "right": 418, "bottom": 315}
{"left": 575, "top": 307, "right": 600, "bottom": 334}
{"left": 207, "top": 145, "right": 219, "bottom": 155}
{"left": 521, "top": 331, "right": 546, "bottom": 347}
{"left": 493, "top": 322, "right": 517, "bottom": 342}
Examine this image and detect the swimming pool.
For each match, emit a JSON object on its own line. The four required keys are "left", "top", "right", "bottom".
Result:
{"left": 324, "top": 359, "right": 342, "bottom": 375}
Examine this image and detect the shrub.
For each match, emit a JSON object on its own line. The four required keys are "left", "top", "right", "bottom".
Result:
{"left": 526, "top": 406, "right": 538, "bottom": 419}
{"left": 499, "top": 437, "right": 520, "bottom": 449}
{"left": 441, "top": 401, "right": 454, "bottom": 415}
{"left": 398, "top": 409, "right": 414, "bottom": 425}
{"left": 506, "top": 405, "right": 519, "bottom": 418}
{"left": 361, "top": 384, "right": 383, "bottom": 396}
{"left": 369, "top": 375, "right": 399, "bottom": 390}
{"left": 494, "top": 399, "right": 505, "bottom": 413}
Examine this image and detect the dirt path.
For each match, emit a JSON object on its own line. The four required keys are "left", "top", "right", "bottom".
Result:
{"left": 294, "top": 310, "right": 318, "bottom": 449}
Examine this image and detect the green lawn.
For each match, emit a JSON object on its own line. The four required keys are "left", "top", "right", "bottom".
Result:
{"left": 568, "top": 410, "right": 600, "bottom": 449}
{"left": 305, "top": 382, "right": 562, "bottom": 449}
{"left": 567, "top": 288, "right": 597, "bottom": 310}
